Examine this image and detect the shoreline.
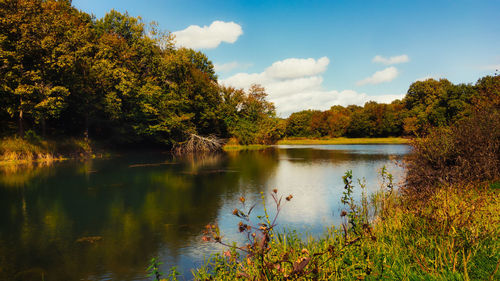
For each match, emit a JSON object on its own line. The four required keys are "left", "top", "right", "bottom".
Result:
{"left": 1, "top": 137, "right": 410, "bottom": 165}
{"left": 0, "top": 137, "right": 105, "bottom": 167}
{"left": 277, "top": 137, "right": 410, "bottom": 145}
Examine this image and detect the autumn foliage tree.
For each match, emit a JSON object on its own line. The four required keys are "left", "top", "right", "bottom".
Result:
{"left": 0, "top": 0, "right": 284, "bottom": 146}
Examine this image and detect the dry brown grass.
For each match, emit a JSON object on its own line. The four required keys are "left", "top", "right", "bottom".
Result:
{"left": 0, "top": 137, "right": 92, "bottom": 165}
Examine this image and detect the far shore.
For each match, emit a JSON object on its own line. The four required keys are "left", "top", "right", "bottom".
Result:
{"left": 222, "top": 137, "right": 410, "bottom": 151}
{"left": 276, "top": 137, "right": 410, "bottom": 145}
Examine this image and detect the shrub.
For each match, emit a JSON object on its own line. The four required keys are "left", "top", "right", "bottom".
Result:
{"left": 404, "top": 106, "right": 500, "bottom": 198}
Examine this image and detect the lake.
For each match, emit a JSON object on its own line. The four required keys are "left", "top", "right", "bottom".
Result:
{"left": 0, "top": 144, "right": 409, "bottom": 280}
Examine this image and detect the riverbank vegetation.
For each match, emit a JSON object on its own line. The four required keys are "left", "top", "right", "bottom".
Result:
{"left": 277, "top": 137, "right": 409, "bottom": 145}
{"left": 1, "top": 0, "right": 499, "bottom": 163}
{"left": 0, "top": 135, "right": 92, "bottom": 165}
{"left": 155, "top": 96, "right": 499, "bottom": 280}
{"left": 188, "top": 184, "right": 498, "bottom": 281}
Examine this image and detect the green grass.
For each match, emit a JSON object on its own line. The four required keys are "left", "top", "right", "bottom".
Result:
{"left": 0, "top": 137, "right": 93, "bottom": 165}
{"left": 277, "top": 137, "right": 410, "bottom": 145}
{"left": 222, "top": 137, "right": 410, "bottom": 151}
{"left": 187, "top": 182, "right": 499, "bottom": 281}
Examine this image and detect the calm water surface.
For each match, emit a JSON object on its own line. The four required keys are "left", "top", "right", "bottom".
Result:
{"left": 0, "top": 144, "right": 409, "bottom": 280}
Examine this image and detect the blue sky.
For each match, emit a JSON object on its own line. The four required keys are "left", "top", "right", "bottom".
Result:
{"left": 73, "top": 0, "right": 500, "bottom": 116}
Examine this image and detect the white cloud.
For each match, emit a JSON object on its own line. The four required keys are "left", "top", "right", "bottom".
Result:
{"left": 356, "top": 67, "right": 399, "bottom": 86}
{"left": 222, "top": 57, "right": 403, "bottom": 116}
{"left": 224, "top": 73, "right": 324, "bottom": 98}
{"left": 265, "top": 57, "right": 330, "bottom": 79}
{"left": 173, "top": 21, "right": 243, "bottom": 49}
{"left": 266, "top": 76, "right": 324, "bottom": 98}
{"left": 223, "top": 72, "right": 269, "bottom": 88}
{"left": 214, "top": 61, "right": 252, "bottom": 73}
{"left": 270, "top": 90, "right": 403, "bottom": 115}
{"left": 372, "top": 54, "right": 409, "bottom": 65}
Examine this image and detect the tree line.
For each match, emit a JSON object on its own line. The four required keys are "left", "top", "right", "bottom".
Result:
{"left": 284, "top": 76, "right": 499, "bottom": 138}
{"left": 1, "top": 0, "right": 498, "bottom": 147}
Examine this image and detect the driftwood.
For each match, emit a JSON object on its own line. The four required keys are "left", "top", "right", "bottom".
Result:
{"left": 173, "top": 134, "right": 224, "bottom": 154}
{"left": 129, "top": 163, "right": 177, "bottom": 168}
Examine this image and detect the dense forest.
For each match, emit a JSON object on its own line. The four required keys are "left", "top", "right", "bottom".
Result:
{"left": 1, "top": 0, "right": 499, "bottom": 149}
{"left": 0, "top": 0, "right": 281, "bottom": 147}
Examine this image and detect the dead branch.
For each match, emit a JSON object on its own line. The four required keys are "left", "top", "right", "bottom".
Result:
{"left": 173, "top": 134, "right": 224, "bottom": 154}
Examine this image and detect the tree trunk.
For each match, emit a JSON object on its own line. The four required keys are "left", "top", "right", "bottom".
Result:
{"left": 18, "top": 97, "right": 24, "bottom": 138}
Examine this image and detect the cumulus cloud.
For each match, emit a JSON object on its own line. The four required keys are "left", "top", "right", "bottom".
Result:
{"left": 265, "top": 57, "right": 330, "bottom": 79}
{"left": 221, "top": 57, "right": 403, "bottom": 116}
{"left": 214, "top": 61, "right": 252, "bottom": 73}
{"left": 356, "top": 67, "right": 399, "bottom": 86}
{"left": 372, "top": 54, "right": 409, "bottom": 65}
{"left": 173, "top": 21, "right": 243, "bottom": 49}
{"left": 270, "top": 90, "right": 403, "bottom": 114}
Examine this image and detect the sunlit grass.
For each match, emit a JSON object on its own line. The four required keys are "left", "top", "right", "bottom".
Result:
{"left": 277, "top": 137, "right": 410, "bottom": 145}
{"left": 189, "top": 182, "right": 499, "bottom": 280}
{"left": 0, "top": 137, "right": 92, "bottom": 165}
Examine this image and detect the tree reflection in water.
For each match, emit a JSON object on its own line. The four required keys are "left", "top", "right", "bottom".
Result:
{"left": 0, "top": 149, "right": 279, "bottom": 281}
{"left": 0, "top": 145, "right": 407, "bottom": 280}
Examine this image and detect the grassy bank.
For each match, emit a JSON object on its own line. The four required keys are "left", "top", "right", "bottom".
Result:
{"left": 0, "top": 137, "right": 93, "bottom": 165}
{"left": 222, "top": 137, "right": 409, "bottom": 151}
{"left": 277, "top": 137, "right": 410, "bottom": 145}
{"left": 187, "top": 179, "right": 499, "bottom": 281}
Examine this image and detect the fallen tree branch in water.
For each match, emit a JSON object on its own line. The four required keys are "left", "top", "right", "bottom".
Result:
{"left": 173, "top": 134, "right": 224, "bottom": 154}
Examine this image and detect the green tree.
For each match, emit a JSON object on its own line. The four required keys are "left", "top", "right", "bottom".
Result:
{"left": 0, "top": 0, "right": 93, "bottom": 137}
{"left": 285, "top": 110, "right": 316, "bottom": 137}
{"left": 403, "top": 79, "right": 453, "bottom": 135}
{"left": 220, "top": 85, "right": 279, "bottom": 145}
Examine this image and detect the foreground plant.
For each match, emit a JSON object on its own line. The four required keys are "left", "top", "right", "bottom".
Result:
{"left": 192, "top": 171, "right": 498, "bottom": 280}
{"left": 191, "top": 170, "right": 382, "bottom": 281}
{"left": 147, "top": 257, "right": 180, "bottom": 281}
{"left": 150, "top": 167, "right": 499, "bottom": 280}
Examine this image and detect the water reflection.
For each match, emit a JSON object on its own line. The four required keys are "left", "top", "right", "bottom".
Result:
{"left": 0, "top": 145, "right": 408, "bottom": 280}
{"left": 265, "top": 145, "right": 407, "bottom": 233}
